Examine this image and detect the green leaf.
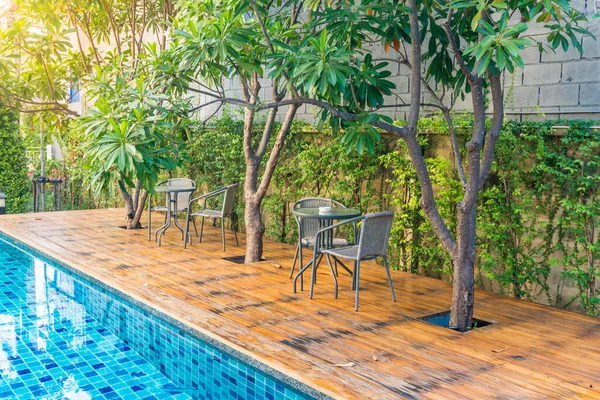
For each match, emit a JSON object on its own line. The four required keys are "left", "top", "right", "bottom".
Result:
{"left": 471, "top": 10, "right": 482, "bottom": 31}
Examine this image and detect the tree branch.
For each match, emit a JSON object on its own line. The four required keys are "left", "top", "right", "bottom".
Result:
{"left": 443, "top": 9, "right": 477, "bottom": 82}
{"left": 442, "top": 109, "right": 468, "bottom": 186}
{"left": 479, "top": 73, "right": 504, "bottom": 188}
{"left": 407, "top": 0, "right": 422, "bottom": 130}
{"left": 185, "top": 96, "right": 410, "bottom": 138}
{"left": 249, "top": 0, "right": 299, "bottom": 98}
{"left": 404, "top": 133, "right": 458, "bottom": 256}
{"left": 255, "top": 104, "right": 300, "bottom": 201}
{"left": 256, "top": 86, "right": 282, "bottom": 158}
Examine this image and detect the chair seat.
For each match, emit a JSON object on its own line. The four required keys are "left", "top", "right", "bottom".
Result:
{"left": 152, "top": 206, "right": 189, "bottom": 212}
{"left": 322, "top": 245, "right": 360, "bottom": 260}
{"left": 191, "top": 209, "right": 223, "bottom": 218}
{"left": 301, "top": 237, "right": 350, "bottom": 248}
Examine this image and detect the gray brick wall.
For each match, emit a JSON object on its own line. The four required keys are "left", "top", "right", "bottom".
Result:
{"left": 203, "top": 7, "right": 600, "bottom": 123}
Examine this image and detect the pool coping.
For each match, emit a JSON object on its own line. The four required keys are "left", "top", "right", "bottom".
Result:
{"left": 0, "top": 230, "right": 336, "bottom": 400}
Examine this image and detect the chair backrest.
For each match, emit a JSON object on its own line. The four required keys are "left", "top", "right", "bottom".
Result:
{"left": 168, "top": 178, "right": 196, "bottom": 211}
{"left": 221, "top": 183, "right": 239, "bottom": 216}
{"left": 357, "top": 211, "right": 394, "bottom": 259}
{"left": 293, "top": 197, "right": 346, "bottom": 240}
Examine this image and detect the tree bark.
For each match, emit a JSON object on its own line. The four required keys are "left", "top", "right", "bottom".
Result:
{"left": 245, "top": 193, "right": 265, "bottom": 262}
{"left": 450, "top": 204, "right": 477, "bottom": 331}
{"left": 131, "top": 190, "right": 148, "bottom": 229}
{"left": 243, "top": 104, "right": 298, "bottom": 263}
{"left": 118, "top": 180, "right": 146, "bottom": 230}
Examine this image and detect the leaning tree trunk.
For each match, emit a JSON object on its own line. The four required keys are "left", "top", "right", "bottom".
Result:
{"left": 450, "top": 202, "right": 477, "bottom": 331}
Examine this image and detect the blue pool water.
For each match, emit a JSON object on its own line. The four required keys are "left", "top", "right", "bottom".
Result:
{"left": 0, "top": 236, "right": 310, "bottom": 400}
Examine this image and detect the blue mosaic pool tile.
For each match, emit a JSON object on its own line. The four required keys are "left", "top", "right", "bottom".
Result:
{"left": 0, "top": 236, "right": 311, "bottom": 400}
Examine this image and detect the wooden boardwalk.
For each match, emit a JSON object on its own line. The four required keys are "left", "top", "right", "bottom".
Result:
{"left": 0, "top": 208, "right": 599, "bottom": 399}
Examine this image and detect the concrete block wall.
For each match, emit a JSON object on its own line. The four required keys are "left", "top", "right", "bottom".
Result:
{"left": 204, "top": 5, "right": 600, "bottom": 123}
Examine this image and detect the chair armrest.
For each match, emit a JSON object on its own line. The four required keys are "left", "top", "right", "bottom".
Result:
{"left": 315, "top": 216, "right": 364, "bottom": 235}
{"left": 311, "top": 215, "right": 364, "bottom": 258}
{"left": 188, "top": 187, "right": 227, "bottom": 208}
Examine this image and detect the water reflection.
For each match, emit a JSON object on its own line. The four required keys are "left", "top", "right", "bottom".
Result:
{"left": 1, "top": 252, "right": 91, "bottom": 399}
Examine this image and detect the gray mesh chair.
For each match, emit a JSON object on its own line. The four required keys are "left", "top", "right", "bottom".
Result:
{"left": 290, "top": 197, "right": 354, "bottom": 280}
{"left": 185, "top": 183, "right": 239, "bottom": 251}
{"left": 317, "top": 212, "right": 396, "bottom": 311}
{"left": 148, "top": 178, "right": 197, "bottom": 241}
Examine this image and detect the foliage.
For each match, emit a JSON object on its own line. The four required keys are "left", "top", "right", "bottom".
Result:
{"left": 0, "top": 107, "right": 30, "bottom": 213}
{"left": 0, "top": 0, "right": 174, "bottom": 117}
{"left": 80, "top": 65, "right": 191, "bottom": 197}
{"left": 478, "top": 122, "right": 553, "bottom": 300}
{"left": 381, "top": 129, "right": 462, "bottom": 277}
{"left": 179, "top": 113, "right": 600, "bottom": 316}
{"left": 530, "top": 121, "right": 600, "bottom": 315}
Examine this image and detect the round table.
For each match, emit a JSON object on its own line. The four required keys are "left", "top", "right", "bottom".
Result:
{"left": 151, "top": 185, "right": 196, "bottom": 246}
{"left": 291, "top": 207, "right": 362, "bottom": 290}
{"left": 292, "top": 207, "right": 361, "bottom": 249}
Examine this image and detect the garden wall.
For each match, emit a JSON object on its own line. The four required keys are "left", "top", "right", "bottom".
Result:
{"left": 192, "top": 3, "right": 600, "bottom": 123}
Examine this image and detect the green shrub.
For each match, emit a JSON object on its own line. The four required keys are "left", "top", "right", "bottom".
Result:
{"left": 0, "top": 108, "right": 30, "bottom": 213}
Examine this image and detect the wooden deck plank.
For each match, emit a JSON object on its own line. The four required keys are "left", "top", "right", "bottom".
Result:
{"left": 0, "top": 208, "right": 599, "bottom": 399}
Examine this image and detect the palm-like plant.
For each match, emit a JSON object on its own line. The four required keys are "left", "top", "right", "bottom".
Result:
{"left": 81, "top": 64, "right": 191, "bottom": 229}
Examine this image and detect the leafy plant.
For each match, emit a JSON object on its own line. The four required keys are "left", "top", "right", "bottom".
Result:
{"left": 0, "top": 107, "right": 30, "bottom": 213}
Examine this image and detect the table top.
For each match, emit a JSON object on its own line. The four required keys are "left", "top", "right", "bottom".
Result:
{"left": 154, "top": 185, "right": 196, "bottom": 194}
{"left": 292, "top": 207, "right": 362, "bottom": 220}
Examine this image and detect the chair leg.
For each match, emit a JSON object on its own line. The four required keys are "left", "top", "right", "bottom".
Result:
{"left": 231, "top": 214, "right": 239, "bottom": 246}
{"left": 147, "top": 197, "right": 152, "bottom": 241}
{"left": 355, "top": 259, "right": 361, "bottom": 311}
{"left": 290, "top": 243, "right": 300, "bottom": 279}
{"left": 313, "top": 254, "right": 323, "bottom": 285}
{"left": 383, "top": 256, "right": 397, "bottom": 302}
{"left": 184, "top": 211, "right": 191, "bottom": 249}
{"left": 351, "top": 260, "right": 358, "bottom": 291}
{"left": 325, "top": 254, "right": 338, "bottom": 299}
{"left": 221, "top": 218, "right": 226, "bottom": 251}
{"left": 192, "top": 216, "right": 198, "bottom": 236}
{"left": 199, "top": 217, "right": 205, "bottom": 242}
{"left": 177, "top": 212, "right": 184, "bottom": 240}
{"left": 309, "top": 253, "right": 320, "bottom": 299}
{"left": 299, "top": 245, "right": 304, "bottom": 291}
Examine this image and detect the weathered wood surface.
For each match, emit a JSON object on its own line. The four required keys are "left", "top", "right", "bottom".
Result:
{"left": 0, "top": 208, "right": 599, "bottom": 399}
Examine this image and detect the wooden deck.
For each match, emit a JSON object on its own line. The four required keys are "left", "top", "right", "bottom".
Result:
{"left": 0, "top": 208, "right": 599, "bottom": 399}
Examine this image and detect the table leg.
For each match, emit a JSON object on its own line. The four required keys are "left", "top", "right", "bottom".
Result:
{"left": 293, "top": 259, "right": 314, "bottom": 293}
{"left": 172, "top": 197, "right": 186, "bottom": 239}
{"left": 332, "top": 256, "right": 353, "bottom": 277}
{"left": 157, "top": 195, "right": 174, "bottom": 246}
{"left": 154, "top": 216, "right": 169, "bottom": 242}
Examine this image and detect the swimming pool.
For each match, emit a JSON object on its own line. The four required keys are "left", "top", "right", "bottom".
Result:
{"left": 0, "top": 235, "right": 311, "bottom": 400}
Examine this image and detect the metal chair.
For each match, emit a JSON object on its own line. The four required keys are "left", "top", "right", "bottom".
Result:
{"left": 317, "top": 212, "right": 396, "bottom": 311}
{"left": 290, "top": 197, "right": 354, "bottom": 281}
{"left": 148, "top": 178, "right": 197, "bottom": 241}
{"left": 185, "top": 183, "right": 239, "bottom": 251}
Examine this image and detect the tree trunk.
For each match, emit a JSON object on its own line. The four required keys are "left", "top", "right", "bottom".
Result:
{"left": 450, "top": 204, "right": 477, "bottom": 331}
{"left": 245, "top": 196, "right": 264, "bottom": 263}
{"left": 118, "top": 181, "right": 146, "bottom": 230}
{"left": 131, "top": 190, "right": 148, "bottom": 229}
